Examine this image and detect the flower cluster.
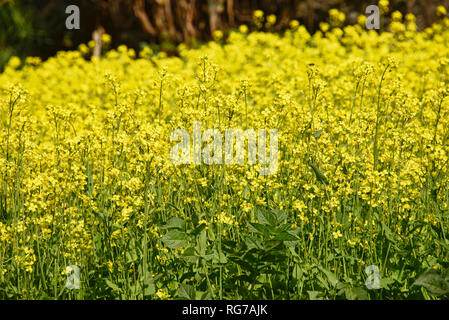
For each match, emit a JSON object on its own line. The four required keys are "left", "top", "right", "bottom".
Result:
{"left": 1, "top": 6, "right": 449, "bottom": 299}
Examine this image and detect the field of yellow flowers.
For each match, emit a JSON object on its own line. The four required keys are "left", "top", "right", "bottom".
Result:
{"left": 1, "top": 7, "right": 449, "bottom": 300}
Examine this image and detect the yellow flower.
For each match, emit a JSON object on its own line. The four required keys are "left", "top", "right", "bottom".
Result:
{"left": 339, "top": 12, "right": 346, "bottom": 24}
{"left": 128, "top": 48, "right": 136, "bottom": 58}
{"left": 88, "top": 40, "right": 96, "bottom": 48}
{"left": 25, "top": 56, "right": 42, "bottom": 66}
{"left": 357, "top": 15, "right": 367, "bottom": 26}
{"left": 391, "top": 11, "right": 403, "bottom": 22}
{"left": 332, "top": 230, "right": 343, "bottom": 239}
{"left": 267, "top": 14, "right": 277, "bottom": 25}
{"left": 106, "top": 261, "right": 114, "bottom": 273}
{"left": 218, "top": 212, "right": 234, "bottom": 225}
{"left": 379, "top": 0, "right": 389, "bottom": 14}
{"left": 1, "top": 3, "right": 449, "bottom": 299}
{"left": 329, "top": 9, "right": 345, "bottom": 27}
{"left": 437, "top": 5, "right": 447, "bottom": 17}
{"left": 239, "top": 24, "right": 248, "bottom": 34}
{"left": 253, "top": 10, "right": 264, "bottom": 19}
{"left": 78, "top": 43, "right": 89, "bottom": 55}
{"left": 405, "top": 13, "right": 416, "bottom": 22}
{"left": 212, "top": 30, "right": 223, "bottom": 41}
{"left": 117, "top": 44, "right": 128, "bottom": 53}
{"left": 293, "top": 200, "right": 306, "bottom": 211}
{"left": 320, "top": 22, "right": 330, "bottom": 33}
{"left": 139, "top": 46, "right": 153, "bottom": 59}
{"left": 7, "top": 56, "right": 21, "bottom": 68}
{"left": 156, "top": 288, "right": 170, "bottom": 299}
{"left": 289, "top": 20, "right": 299, "bottom": 30}
{"left": 101, "top": 33, "right": 112, "bottom": 44}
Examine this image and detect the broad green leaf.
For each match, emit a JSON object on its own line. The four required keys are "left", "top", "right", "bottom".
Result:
{"left": 160, "top": 217, "right": 186, "bottom": 230}
{"left": 273, "top": 231, "right": 299, "bottom": 241}
{"left": 248, "top": 222, "right": 271, "bottom": 236}
{"left": 272, "top": 209, "right": 287, "bottom": 224}
{"left": 178, "top": 284, "right": 197, "bottom": 300}
{"left": 257, "top": 209, "right": 277, "bottom": 226}
{"left": 380, "top": 277, "right": 394, "bottom": 289}
{"left": 307, "top": 291, "right": 325, "bottom": 300}
{"left": 126, "top": 249, "right": 138, "bottom": 263}
{"left": 198, "top": 291, "right": 212, "bottom": 299}
{"left": 345, "top": 287, "right": 369, "bottom": 300}
{"left": 181, "top": 246, "right": 198, "bottom": 263}
{"left": 161, "top": 230, "right": 189, "bottom": 249}
{"left": 292, "top": 265, "right": 303, "bottom": 281}
{"left": 381, "top": 222, "right": 396, "bottom": 242}
{"left": 318, "top": 266, "right": 338, "bottom": 288}
{"left": 142, "top": 275, "right": 155, "bottom": 296}
{"left": 413, "top": 269, "right": 449, "bottom": 296}
{"left": 189, "top": 222, "right": 206, "bottom": 236}
{"left": 212, "top": 249, "right": 228, "bottom": 264}
{"left": 245, "top": 235, "right": 263, "bottom": 249}
{"left": 105, "top": 279, "right": 120, "bottom": 292}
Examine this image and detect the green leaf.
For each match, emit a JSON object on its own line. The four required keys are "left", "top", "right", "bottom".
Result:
{"left": 381, "top": 222, "right": 396, "bottom": 242}
{"left": 436, "top": 239, "right": 449, "bottom": 251}
{"left": 413, "top": 269, "right": 449, "bottom": 296}
{"left": 161, "top": 230, "right": 189, "bottom": 249}
{"left": 307, "top": 291, "right": 325, "bottom": 300}
{"left": 273, "top": 231, "right": 299, "bottom": 241}
{"left": 178, "top": 284, "right": 196, "bottom": 300}
{"left": 212, "top": 249, "right": 228, "bottom": 264}
{"left": 309, "top": 162, "right": 329, "bottom": 185}
{"left": 197, "top": 230, "right": 207, "bottom": 256}
{"left": 345, "top": 287, "right": 369, "bottom": 300}
{"left": 380, "top": 277, "right": 395, "bottom": 290}
{"left": 272, "top": 209, "right": 287, "bottom": 224}
{"left": 126, "top": 249, "right": 138, "bottom": 263}
{"left": 160, "top": 217, "right": 186, "bottom": 230}
{"left": 248, "top": 222, "right": 271, "bottom": 237}
{"left": 264, "top": 240, "right": 284, "bottom": 252}
{"left": 312, "top": 129, "right": 323, "bottom": 139}
{"left": 181, "top": 246, "right": 198, "bottom": 263}
{"left": 292, "top": 265, "right": 303, "bottom": 281}
{"left": 257, "top": 209, "right": 277, "bottom": 226}
{"left": 318, "top": 266, "right": 338, "bottom": 288}
{"left": 105, "top": 279, "right": 120, "bottom": 292}
{"left": 142, "top": 275, "right": 155, "bottom": 296}
{"left": 198, "top": 291, "right": 212, "bottom": 299}
{"left": 189, "top": 222, "right": 206, "bottom": 236}
{"left": 245, "top": 235, "right": 263, "bottom": 249}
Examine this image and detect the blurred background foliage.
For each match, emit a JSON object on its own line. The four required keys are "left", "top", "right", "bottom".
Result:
{"left": 1, "top": 0, "right": 449, "bottom": 70}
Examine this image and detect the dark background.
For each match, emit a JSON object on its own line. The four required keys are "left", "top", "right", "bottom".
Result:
{"left": 1, "top": 0, "right": 448, "bottom": 70}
